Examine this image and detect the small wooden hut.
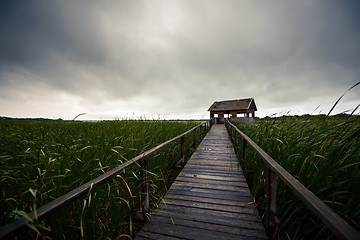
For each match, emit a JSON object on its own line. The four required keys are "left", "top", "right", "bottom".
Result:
{"left": 208, "top": 98, "right": 257, "bottom": 124}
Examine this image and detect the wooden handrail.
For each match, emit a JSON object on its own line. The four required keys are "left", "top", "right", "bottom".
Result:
{"left": 225, "top": 119, "right": 360, "bottom": 240}
{"left": 0, "top": 121, "right": 210, "bottom": 239}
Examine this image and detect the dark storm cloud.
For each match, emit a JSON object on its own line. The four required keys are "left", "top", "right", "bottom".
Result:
{"left": 0, "top": 1, "right": 145, "bottom": 93}
{"left": 0, "top": 0, "right": 359, "bottom": 119}
{"left": 0, "top": 2, "right": 105, "bottom": 69}
{"left": 171, "top": 1, "right": 360, "bottom": 100}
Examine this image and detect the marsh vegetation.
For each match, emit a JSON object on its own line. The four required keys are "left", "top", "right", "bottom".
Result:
{"left": 0, "top": 120, "right": 202, "bottom": 239}
{"left": 235, "top": 115, "right": 360, "bottom": 239}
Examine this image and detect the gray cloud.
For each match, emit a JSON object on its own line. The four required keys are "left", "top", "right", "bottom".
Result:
{"left": 0, "top": 0, "right": 359, "bottom": 119}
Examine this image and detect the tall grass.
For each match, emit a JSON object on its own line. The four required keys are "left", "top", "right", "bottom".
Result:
{"left": 235, "top": 115, "right": 360, "bottom": 239}
{"left": 0, "top": 120, "right": 202, "bottom": 239}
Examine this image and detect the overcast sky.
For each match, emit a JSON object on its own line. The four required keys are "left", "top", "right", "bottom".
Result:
{"left": 1, "top": 1, "right": 359, "bottom": 120}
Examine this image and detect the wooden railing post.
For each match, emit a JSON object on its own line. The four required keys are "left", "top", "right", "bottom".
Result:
{"left": 235, "top": 130, "right": 238, "bottom": 146}
{"left": 180, "top": 136, "right": 185, "bottom": 165}
{"left": 193, "top": 128, "right": 197, "bottom": 149}
{"left": 242, "top": 138, "right": 247, "bottom": 162}
{"left": 140, "top": 159, "right": 149, "bottom": 219}
{"left": 232, "top": 127, "right": 235, "bottom": 142}
{"left": 266, "top": 168, "right": 278, "bottom": 236}
{"left": 202, "top": 124, "right": 205, "bottom": 137}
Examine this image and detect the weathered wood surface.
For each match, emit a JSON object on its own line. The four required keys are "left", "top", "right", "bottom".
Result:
{"left": 136, "top": 124, "right": 267, "bottom": 240}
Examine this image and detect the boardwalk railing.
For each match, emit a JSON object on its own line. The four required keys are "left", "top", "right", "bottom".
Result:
{"left": 0, "top": 121, "right": 210, "bottom": 240}
{"left": 225, "top": 119, "right": 360, "bottom": 240}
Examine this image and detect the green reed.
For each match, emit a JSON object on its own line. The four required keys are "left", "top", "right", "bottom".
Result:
{"left": 0, "top": 120, "right": 202, "bottom": 239}
{"left": 235, "top": 115, "right": 360, "bottom": 239}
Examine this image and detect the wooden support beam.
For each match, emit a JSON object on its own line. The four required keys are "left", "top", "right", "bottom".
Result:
{"left": 140, "top": 159, "right": 149, "bottom": 219}
{"left": 180, "top": 136, "right": 185, "bottom": 165}
{"left": 266, "top": 168, "right": 278, "bottom": 236}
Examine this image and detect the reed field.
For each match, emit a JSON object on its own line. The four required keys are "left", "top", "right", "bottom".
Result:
{"left": 0, "top": 119, "right": 202, "bottom": 239}
{"left": 235, "top": 114, "right": 360, "bottom": 239}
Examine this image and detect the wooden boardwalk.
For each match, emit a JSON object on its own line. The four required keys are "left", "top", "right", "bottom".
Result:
{"left": 136, "top": 124, "right": 267, "bottom": 240}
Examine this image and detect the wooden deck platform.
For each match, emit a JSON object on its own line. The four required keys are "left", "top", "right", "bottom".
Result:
{"left": 136, "top": 124, "right": 267, "bottom": 240}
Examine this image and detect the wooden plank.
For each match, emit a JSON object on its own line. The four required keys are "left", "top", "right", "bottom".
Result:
{"left": 164, "top": 193, "right": 254, "bottom": 208}
{"left": 178, "top": 168, "right": 245, "bottom": 177}
{"left": 183, "top": 167, "right": 241, "bottom": 175}
{"left": 171, "top": 180, "right": 250, "bottom": 192}
{"left": 184, "top": 165, "right": 239, "bottom": 171}
{"left": 178, "top": 172, "right": 247, "bottom": 181}
{"left": 153, "top": 208, "right": 264, "bottom": 231}
{"left": 159, "top": 198, "right": 258, "bottom": 215}
{"left": 145, "top": 215, "right": 267, "bottom": 239}
{"left": 167, "top": 189, "right": 253, "bottom": 202}
{"left": 155, "top": 204, "right": 262, "bottom": 223}
{"left": 136, "top": 124, "right": 267, "bottom": 239}
{"left": 169, "top": 185, "right": 253, "bottom": 198}
{"left": 175, "top": 176, "right": 248, "bottom": 187}
{"left": 139, "top": 221, "right": 265, "bottom": 240}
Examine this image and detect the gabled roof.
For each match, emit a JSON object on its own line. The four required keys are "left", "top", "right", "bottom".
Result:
{"left": 208, "top": 98, "right": 257, "bottom": 112}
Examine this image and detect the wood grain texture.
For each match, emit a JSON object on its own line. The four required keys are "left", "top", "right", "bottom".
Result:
{"left": 136, "top": 124, "right": 267, "bottom": 239}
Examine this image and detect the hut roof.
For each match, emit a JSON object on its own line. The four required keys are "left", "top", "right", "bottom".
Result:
{"left": 208, "top": 98, "right": 257, "bottom": 112}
